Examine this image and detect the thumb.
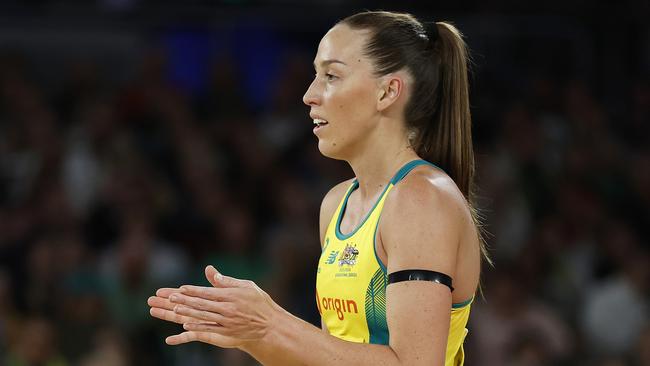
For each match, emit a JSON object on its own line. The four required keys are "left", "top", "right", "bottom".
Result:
{"left": 205, "top": 265, "right": 220, "bottom": 287}
{"left": 205, "top": 265, "right": 253, "bottom": 289}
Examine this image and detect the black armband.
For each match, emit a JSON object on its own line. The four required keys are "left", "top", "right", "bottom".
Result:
{"left": 387, "top": 270, "right": 454, "bottom": 292}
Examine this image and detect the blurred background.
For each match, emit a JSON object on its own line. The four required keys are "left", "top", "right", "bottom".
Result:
{"left": 0, "top": 1, "right": 648, "bottom": 365}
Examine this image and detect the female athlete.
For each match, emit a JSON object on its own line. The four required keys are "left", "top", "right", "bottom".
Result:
{"left": 148, "top": 10, "right": 486, "bottom": 366}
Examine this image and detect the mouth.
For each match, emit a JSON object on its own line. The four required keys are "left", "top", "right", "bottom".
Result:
{"left": 313, "top": 118, "right": 329, "bottom": 131}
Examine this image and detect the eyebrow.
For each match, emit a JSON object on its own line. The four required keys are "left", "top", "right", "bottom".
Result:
{"left": 313, "top": 59, "right": 347, "bottom": 69}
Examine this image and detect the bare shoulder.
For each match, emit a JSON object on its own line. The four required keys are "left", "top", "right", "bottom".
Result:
{"left": 384, "top": 167, "right": 470, "bottom": 226}
{"left": 380, "top": 166, "right": 472, "bottom": 276}
{"left": 318, "top": 178, "right": 355, "bottom": 247}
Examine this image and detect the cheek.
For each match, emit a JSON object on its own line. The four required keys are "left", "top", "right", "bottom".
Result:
{"left": 325, "top": 81, "right": 376, "bottom": 125}
{"left": 316, "top": 78, "right": 377, "bottom": 159}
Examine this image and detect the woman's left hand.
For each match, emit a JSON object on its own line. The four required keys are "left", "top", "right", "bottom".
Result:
{"left": 148, "top": 265, "right": 281, "bottom": 348}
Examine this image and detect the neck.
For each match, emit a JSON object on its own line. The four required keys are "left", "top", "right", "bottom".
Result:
{"left": 346, "top": 119, "right": 420, "bottom": 201}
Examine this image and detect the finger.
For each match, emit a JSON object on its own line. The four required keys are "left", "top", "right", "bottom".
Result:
{"left": 179, "top": 285, "right": 233, "bottom": 301}
{"left": 165, "top": 331, "right": 201, "bottom": 345}
{"left": 150, "top": 307, "right": 198, "bottom": 325}
{"left": 173, "top": 304, "right": 225, "bottom": 323}
{"left": 148, "top": 296, "right": 176, "bottom": 311}
{"left": 183, "top": 322, "right": 228, "bottom": 333}
{"left": 169, "top": 293, "right": 231, "bottom": 315}
{"left": 156, "top": 288, "right": 183, "bottom": 298}
{"left": 165, "top": 331, "right": 237, "bottom": 348}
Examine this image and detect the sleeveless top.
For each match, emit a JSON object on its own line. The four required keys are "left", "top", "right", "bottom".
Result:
{"left": 315, "top": 160, "right": 473, "bottom": 366}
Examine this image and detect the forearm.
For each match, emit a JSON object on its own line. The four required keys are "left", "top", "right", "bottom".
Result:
{"left": 241, "top": 309, "right": 401, "bottom": 366}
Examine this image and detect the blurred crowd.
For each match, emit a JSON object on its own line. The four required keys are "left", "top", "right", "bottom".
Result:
{"left": 0, "top": 9, "right": 649, "bottom": 366}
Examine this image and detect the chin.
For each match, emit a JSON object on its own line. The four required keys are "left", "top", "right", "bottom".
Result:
{"left": 317, "top": 139, "right": 346, "bottom": 160}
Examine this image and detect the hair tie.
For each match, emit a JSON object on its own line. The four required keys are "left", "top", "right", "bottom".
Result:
{"left": 424, "top": 21, "right": 439, "bottom": 44}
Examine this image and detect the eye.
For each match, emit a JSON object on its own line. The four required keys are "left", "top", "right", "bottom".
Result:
{"left": 325, "top": 73, "right": 338, "bottom": 81}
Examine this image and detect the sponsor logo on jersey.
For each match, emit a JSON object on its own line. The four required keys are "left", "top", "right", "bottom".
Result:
{"left": 317, "top": 294, "right": 359, "bottom": 320}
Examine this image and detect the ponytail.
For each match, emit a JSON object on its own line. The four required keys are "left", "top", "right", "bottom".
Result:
{"left": 422, "top": 22, "right": 491, "bottom": 266}
{"left": 428, "top": 22, "right": 493, "bottom": 265}
{"left": 414, "top": 22, "right": 474, "bottom": 200}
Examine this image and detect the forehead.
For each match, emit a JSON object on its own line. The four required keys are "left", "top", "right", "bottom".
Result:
{"left": 314, "top": 24, "right": 372, "bottom": 67}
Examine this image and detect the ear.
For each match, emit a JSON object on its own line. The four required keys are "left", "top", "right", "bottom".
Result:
{"left": 377, "top": 75, "right": 403, "bottom": 112}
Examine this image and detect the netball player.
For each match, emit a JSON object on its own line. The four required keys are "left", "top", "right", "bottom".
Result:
{"left": 148, "top": 10, "right": 486, "bottom": 366}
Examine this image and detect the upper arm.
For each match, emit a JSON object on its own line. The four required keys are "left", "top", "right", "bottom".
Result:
{"left": 318, "top": 179, "right": 354, "bottom": 249}
{"left": 379, "top": 173, "right": 466, "bottom": 365}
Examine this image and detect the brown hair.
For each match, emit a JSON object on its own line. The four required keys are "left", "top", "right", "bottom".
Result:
{"left": 339, "top": 11, "right": 490, "bottom": 264}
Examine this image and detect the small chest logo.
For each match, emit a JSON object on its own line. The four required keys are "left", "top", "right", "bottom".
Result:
{"left": 338, "top": 243, "right": 359, "bottom": 267}
{"left": 325, "top": 250, "right": 339, "bottom": 265}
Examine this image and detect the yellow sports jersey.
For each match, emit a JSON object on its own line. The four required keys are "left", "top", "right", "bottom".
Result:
{"left": 315, "top": 160, "right": 473, "bottom": 366}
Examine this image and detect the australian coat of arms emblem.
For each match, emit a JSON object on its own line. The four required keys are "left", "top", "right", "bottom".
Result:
{"left": 338, "top": 243, "right": 359, "bottom": 267}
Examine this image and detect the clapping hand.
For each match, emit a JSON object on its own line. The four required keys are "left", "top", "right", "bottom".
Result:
{"left": 147, "top": 265, "right": 281, "bottom": 348}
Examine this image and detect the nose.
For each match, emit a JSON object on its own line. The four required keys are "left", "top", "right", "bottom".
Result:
{"left": 303, "top": 78, "right": 320, "bottom": 107}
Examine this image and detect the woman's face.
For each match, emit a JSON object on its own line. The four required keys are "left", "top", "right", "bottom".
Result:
{"left": 303, "top": 24, "right": 381, "bottom": 160}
